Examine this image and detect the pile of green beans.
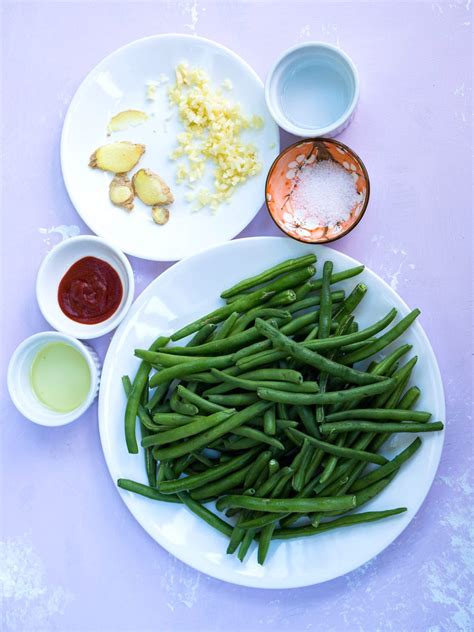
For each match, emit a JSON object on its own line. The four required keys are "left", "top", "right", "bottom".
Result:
{"left": 118, "top": 253, "right": 443, "bottom": 565}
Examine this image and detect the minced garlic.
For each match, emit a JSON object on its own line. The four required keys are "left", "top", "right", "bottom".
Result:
{"left": 168, "top": 62, "right": 263, "bottom": 211}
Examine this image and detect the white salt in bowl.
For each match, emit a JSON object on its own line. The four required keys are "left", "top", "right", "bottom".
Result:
{"left": 265, "top": 137, "right": 370, "bottom": 244}
{"left": 265, "top": 42, "right": 359, "bottom": 138}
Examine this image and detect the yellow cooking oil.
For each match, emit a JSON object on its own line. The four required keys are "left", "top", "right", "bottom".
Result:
{"left": 31, "top": 342, "right": 91, "bottom": 412}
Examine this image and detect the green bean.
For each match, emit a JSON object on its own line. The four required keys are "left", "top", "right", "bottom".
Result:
{"left": 149, "top": 354, "right": 235, "bottom": 387}
{"left": 156, "top": 321, "right": 284, "bottom": 358}
{"left": 171, "top": 287, "right": 275, "bottom": 342}
{"left": 217, "top": 494, "right": 356, "bottom": 513}
{"left": 321, "top": 420, "right": 443, "bottom": 435}
{"left": 398, "top": 386, "right": 421, "bottom": 410}
{"left": 153, "top": 400, "right": 272, "bottom": 460}
{"left": 223, "top": 437, "right": 261, "bottom": 450}
{"left": 208, "top": 393, "right": 259, "bottom": 407}
{"left": 255, "top": 318, "right": 382, "bottom": 386}
{"left": 240, "top": 368, "right": 303, "bottom": 384}
{"left": 342, "top": 309, "right": 421, "bottom": 365}
{"left": 117, "top": 478, "right": 181, "bottom": 503}
{"left": 212, "top": 312, "right": 240, "bottom": 340}
{"left": 318, "top": 261, "right": 333, "bottom": 338}
{"left": 138, "top": 378, "right": 158, "bottom": 486}
{"left": 233, "top": 426, "right": 284, "bottom": 450}
{"left": 221, "top": 254, "right": 317, "bottom": 299}
{"left": 177, "top": 492, "right": 233, "bottom": 537}
{"left": 237, "top": 529, "right": 256, "bottom": 562}
{"left": 350, "top": 438, "right": 422, "bottom": 492}
{"left": 319, "top": 433, "right": 347, "bottom": 484}
{"left": 334, "top": 283, "right": 367, "bottom": 319}
{"left": 125, "top": 336, "right": 170, "bottom": 453}
{"left": 265, "top": 289, "right": 297, "bottom": 307}
{"left": 372, "top": 357, "right": 418, "bottom": 407}
{"left": 190, "top": 463, "right": 254, "bottom": 500}
{"left": 264, "top": 406, "right": 276, "bottom": 436}
{"left": 353, "top": 474, "right": 397, "bottom": 510}
{"left": 340, "top": 338, "right": 376, "bottom": 353}
{"left": 233, "top": 308, "right": 325, "bottom": 362}
{"left": 258, "top": 523, "right": 275, "bottom": 565}
{"left": 227, "top": 266, "right": 316, "bottom": 308}
{"left": 146, "top": 381, "right": 170, "bottom": 413}
{"left": 286, "top": 290, "right": 344, "bottom": 315}
{"left": 176, "top": 384, "right": 229, "bottom": 414}
{"left": 308, "top": 265, "right": 365, "bottom": 292}
{"left": 243, "top": 451, "right": 273, "bottom": 487}
{"left": 258, "top": 378, "right": 396, "bottom": 407}
{"left": 293, "top": 280, "right": 313, "bottom": 301}
{"left": 325, "top": 408, "right": 431, "bottom": 422}
{"left": 272, "top": 508, "right": 407, "bottom": 539}
{"left": 206, "top": 369, "right": 320, "bottom": 395}
{"left": 292, "top": 441, "right": 314, "bottom": 492}
{"left": 295, "top": 405, "right": 320, "bottom": 438}
{"left": 144, "top": 410, "right": 235, "bottom": 447}
{"left": 146, "top": 323, "right": 222, "bottom": 411}
{"left": 180, "top": 366, "right": 243, "bottom": 384}
{"left": 159, "top": 450, "right": 259, "bottom": 494}
{"left": 152, "top": 413, "right": 208, "bottom": 426}
{"left": 231, "top": 309, "right": 291, "bottom": 335}
{"left": 235, "top": 308, "right": 397, "bottom": 370}
{"left": 169, "top": 388, "right": 199, "bottom": 416}
{"left": 286, "top": 428, "right": 388, "bottom": 465}
{"left": 122, "top": 376, "right": 160, "bottom": 432}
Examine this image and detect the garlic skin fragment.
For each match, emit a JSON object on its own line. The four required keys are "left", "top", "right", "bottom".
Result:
{"left": 132, "top": 169, "right": 174, "bottom": 206}
{"left": 89, "top": 142, "right": 145, "bottom": 173}
{"left": 109, "top": 175, "right": 134, "bottom": 211}
{"left": 151, "top": 206, "right": 170, "bottom": 225}
{"left": 107, "top": 109, "right": 148, "bottom": 134}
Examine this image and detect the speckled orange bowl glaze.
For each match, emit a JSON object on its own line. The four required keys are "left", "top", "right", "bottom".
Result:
{"left": 265, "top": 138, "right": 370, "bottom": 244}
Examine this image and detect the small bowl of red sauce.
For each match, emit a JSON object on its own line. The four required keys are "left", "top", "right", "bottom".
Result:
{"left": 36, "top": 235, "right": 135, "bottom": 339}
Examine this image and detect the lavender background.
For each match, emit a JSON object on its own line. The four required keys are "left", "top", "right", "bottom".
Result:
{"left": 1, "top": 1, "right": 472, "bottom": 630}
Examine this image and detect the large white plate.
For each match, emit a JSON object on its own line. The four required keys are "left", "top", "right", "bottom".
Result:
{"left": 99, "top": 237, "right": 445, "bottom": 588}
{"left": 61, "top": 35, "right": 279, "bottom": 261}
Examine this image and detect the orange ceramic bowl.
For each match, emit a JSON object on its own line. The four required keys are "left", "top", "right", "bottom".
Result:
{"left": 265, "top": 138, "right": 370, "bottom": 244}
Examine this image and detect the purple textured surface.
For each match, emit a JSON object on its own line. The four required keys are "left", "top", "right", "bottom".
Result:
{"left": 1, "top": 1, "right": 472, "bottom": 631}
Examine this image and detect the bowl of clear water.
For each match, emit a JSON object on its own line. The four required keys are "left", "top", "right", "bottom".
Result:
{"left": 265, "top": 42, "right": 359, "bottom": 138}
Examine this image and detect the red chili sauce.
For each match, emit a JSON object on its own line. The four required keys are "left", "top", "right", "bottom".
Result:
{"left": 58, "top": 256, "right": 123, "bottom": 324}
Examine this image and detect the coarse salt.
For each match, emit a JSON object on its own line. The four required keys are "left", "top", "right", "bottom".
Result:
{"left": 290, "top": 160, "right": 361, "bottom": 229}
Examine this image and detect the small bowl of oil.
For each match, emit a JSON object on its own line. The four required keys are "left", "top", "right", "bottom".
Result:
{"left": 7, "top": 331, "right": 100, "bottom": 426}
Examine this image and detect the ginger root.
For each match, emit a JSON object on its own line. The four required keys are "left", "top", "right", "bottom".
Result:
{"left": 132, "top": 169, "right": 174, "bottom": 206}
{"left": 151, "top": 206, "right": 170, "bottom": 225}
{"left": 109, "top": 175, "right": 134, "bottom": 211}
{"left": 89, "top": 142, "right": 145, "bottom": 173}
{"left": 107, "top": 110, "right": 148, "bottom": 135}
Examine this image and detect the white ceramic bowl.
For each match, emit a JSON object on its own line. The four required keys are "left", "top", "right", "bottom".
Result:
{"left": 36, "top": 235, "right": 134, "bottom": 339}
{"left": 7, "top": 331, "right": 101, "bottom": 426}
{"left": 265, "top": 42, "right": 359, "bottom": 138}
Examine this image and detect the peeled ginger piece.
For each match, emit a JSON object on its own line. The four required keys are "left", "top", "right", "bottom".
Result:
{"left": 107, "top": 109, "right": 148, "bottom": 134}
{"left": 132, "top": 169, "right": 174, "bottom": 206}
{"left": 109, "top": 175, "right": 134, "bottom": 210}
{"left": 151, "top": 206, "right": 170, "bottom": 225}
{"left": 89, "top": 141, "right": 145, "bottom": 173}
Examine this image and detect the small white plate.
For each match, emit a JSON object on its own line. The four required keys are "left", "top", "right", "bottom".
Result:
{"left": 8, "top": 331, "right": 100, "bottom": 426}
{"left": 36, "top": 235, "right": 134, "bottom": 340}
{"left": 98, "top": 236, "right": 445, "bottom": 588}
{"left": 61, "top": 34, "right": 280, "bottom": 261}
